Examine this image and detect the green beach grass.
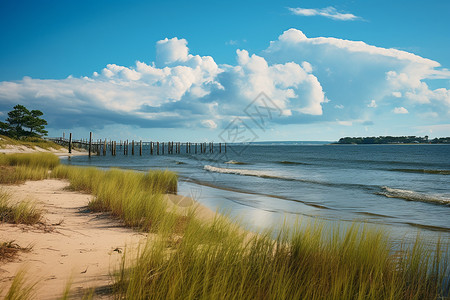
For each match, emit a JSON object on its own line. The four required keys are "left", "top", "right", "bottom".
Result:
{"left": 0, "top": 152, "right": 449, "bottom": 299}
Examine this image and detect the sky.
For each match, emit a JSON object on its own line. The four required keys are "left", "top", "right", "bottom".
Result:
{"left": 0, "top": 0, "right": 449, "bottom": 142}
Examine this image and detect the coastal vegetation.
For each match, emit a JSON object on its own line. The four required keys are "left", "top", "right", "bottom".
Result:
{"left": 336, "top": 135, "right": 450, "bottom": 144}
{"left": 0, "top": 189, "right": 42, "bottom": 225}
{"left": 0, "top": 152, "right": 449, "bottom": 299}
{"left": 0, "top": 134, "right": 63, "bottom": 151}
{"left": 0, "top": 104, "right": 48, "bottom": 138}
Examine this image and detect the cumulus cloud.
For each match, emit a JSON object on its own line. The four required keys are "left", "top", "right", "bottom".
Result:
{"left": 393, "top": 107, "right": 409, "bottom": 114}
{"left": 264, "top": 29, "right": 450, "bottom": 122}
{"left": 288, "top": 7, "right": 360, "bottom": 21}
{"left": 0, "top": 28, "right": 448, "bottom": 135}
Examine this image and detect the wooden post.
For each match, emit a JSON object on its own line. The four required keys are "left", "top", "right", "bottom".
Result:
{"left": 132, "top": 140, "right": 135, "bottom": 155}
{"left": 225, "top": 143, "right": 227, "bottom": 153}
{"left": 162, "top": 142, "right": 165, "bottom": 155}
{"left": 89, "top": 132, "right": 92, "bottom": 157}
{"left": 140, "top": 140, "right": 142, "bottom": 156}
{"left": 195, "top": 143, "right": 197, "bottom": 154}
{"left": 103, "top": 139, "right": 106, "bottom": 156}
{"left": 157, "top": 142, "right": 160, "bottom": 155}
{"left": 150, "top": 142, "right": 153, "bottom": 155}
{"left": 68, "top": 133, "right": 72, "bottom": 154}
{"left": 219, "top": 142, "right": 221, "bottom": 153}
{"left": 124, "top": 140, "right": 127, "bottom": 155}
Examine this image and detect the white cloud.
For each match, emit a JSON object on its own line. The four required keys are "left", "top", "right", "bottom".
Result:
{"left": 155, "top": 37, "right": 189, "bottom": 67}
{"left": 393, "top": 107, "right": 409, "bottom": 114}
{"left": 0, "top": 28, "right": 449, "bottom": 133}
{"left": 288, "top": 7, "right": 360, "bottom": 21}
{"left": 368, "top": 100, "right": 377, "bottom": 108}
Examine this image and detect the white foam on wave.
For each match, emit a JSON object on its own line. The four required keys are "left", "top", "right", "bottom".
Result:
{"left": 224, "top": 160, "right": 246, "bottom": 165}
{"left": 379, "top": 186, "right": 450, "bottom": 205}
{"left": 204, "top": 165, "right": 279, "bottom": 178}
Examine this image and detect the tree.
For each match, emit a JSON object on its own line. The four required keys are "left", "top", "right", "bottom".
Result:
{"left": 0, "top": 121, "right": 9, "bottom": 135}
{"left": 1, "top": 104, "right": 48, "bottom": 138}
{"left": 25, "top": 110, "right": 48, "bottom": 136}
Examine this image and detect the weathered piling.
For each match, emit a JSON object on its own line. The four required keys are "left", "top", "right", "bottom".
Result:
{"left": 162, "top": 142, "right": 165, "bottom": 155}
{"left": 140, "top": 140, "right": 142, "bottom": 156}
{"left": 157, "top": 142, "right": 160, "bottom": 155}
{"left": 103, "top": 139, "right": 107, "bottom": 156}
{"left": 150, "top": 142, "right": 154, "bottom": 155}
{"left": 68, "top": 133, "right": 72, "bottom": 154}
{"left": 89, "top": 132, "right": 92, "bottom": 157}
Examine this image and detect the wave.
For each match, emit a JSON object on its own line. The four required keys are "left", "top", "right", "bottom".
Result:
{"left": 275, "top": 160, "right": 310, "bottom": 165}
{"left": 203, "top": 165, "right": 377, "bottom": 191}
{"left": 389, "top": 168, "right": 450, "bottom": 175}
{"left": 224, "top": 160, "right": 248, "bottom": 165}
{"left": 377, "top": 186, "right": 450, "bottom": 206}
{"left": 204, "top": 165, "right": 280, "bottom": 179}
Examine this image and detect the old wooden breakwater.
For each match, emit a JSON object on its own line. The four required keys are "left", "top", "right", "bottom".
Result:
{"left": 49, "top": 132, "right": 226, "bottom": 157}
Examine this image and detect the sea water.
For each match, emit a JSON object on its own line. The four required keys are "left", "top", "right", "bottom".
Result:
{"left": 62, "top": 143, "right": 450, "bottom": 245}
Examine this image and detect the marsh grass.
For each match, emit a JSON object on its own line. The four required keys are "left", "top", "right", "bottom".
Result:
{"left": 115, "top": 218, "right": 450, "bottom": 300}
{"left": 0, "top": 189, "right": 42, "bottom": 225}
{"left": 0, "top": 135, "right": 63, "bottom": 151}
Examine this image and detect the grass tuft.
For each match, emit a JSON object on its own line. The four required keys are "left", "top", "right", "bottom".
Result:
{"left": 2, "top": 269, "right": 37, "bottom": 300}
{"left": 114, "top": 219, "right": 450, "bottom": 300}
{"left": 0, "top": 241, "right": 32, "bottom": 262}
{"left": 0, "top": 189, "right": 42, "bottom": 225}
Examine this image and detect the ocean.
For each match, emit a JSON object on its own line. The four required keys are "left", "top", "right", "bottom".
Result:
{"left": 61, "top": 143, "right": 450, "bottom": 245}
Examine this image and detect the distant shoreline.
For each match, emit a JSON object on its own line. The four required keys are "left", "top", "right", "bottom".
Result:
{"left": 335, "top": 136, "right": 450, "bottom": 145}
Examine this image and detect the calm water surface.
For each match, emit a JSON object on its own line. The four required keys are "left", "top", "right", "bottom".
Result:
{"left": 62, "top": 144, "right": 450, "bottom": 245}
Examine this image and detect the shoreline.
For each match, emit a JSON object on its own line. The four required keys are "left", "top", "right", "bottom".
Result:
{"left": 0, "top": 144, "right": 89, "bottom": 157}
{"left": 0, "top": 178, "right": 215, "bottom": 299}
{"left": 1, "top": 151, "right": 448, "bottom": 298}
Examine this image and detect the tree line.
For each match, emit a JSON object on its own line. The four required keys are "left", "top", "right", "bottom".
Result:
{"left": 0, "top": 105, "right": 48, "bottom": 138}
{"left": 336, "top": 136, "right": 450, "bottom": 144}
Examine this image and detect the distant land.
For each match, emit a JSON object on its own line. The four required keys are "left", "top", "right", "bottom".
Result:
{"left": 335, "top": 136, "right": 450, "bottom": 145}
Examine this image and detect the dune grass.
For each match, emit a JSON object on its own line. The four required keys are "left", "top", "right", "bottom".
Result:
{"left": 0, "top": 152, "right": 60, "bottom": 169}
{"left": 0, "top": 135, "right": 63, "bottom": 150}
{"left": 115, "top": 217, "right": 449, "bottom": 300}
{"left": 0, "top": 152, "right": 60, "bottom": 184}
{"left": 51, "top": 165, "right": 179, "bottom": 231}
{"left": 0, "top": 241, "right": 32, "bottom": 262}
{"left": 1, "top": 269, "right": 37, "bottom": 300}
{"left": 0, "top": 189, "right": 42, "bottom": 225}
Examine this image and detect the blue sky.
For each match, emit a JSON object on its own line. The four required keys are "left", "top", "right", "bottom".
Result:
{"left": 0, "top": 0, "right": 449, "bottom": 141}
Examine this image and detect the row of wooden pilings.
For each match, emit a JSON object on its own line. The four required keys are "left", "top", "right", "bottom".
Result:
{"left": 61, "top": 132, "right": 226, "bottom": 157}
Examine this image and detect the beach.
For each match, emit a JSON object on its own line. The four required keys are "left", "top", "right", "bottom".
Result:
{"left": 1, "top": 145, "right": 449, "bottom": 299}
{"left": 0, "top": 147, "right": 216, "bottom": 299}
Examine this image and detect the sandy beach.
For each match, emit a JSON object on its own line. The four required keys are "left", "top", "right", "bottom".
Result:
{"left": 0, "top": 143, "right": 88, "bottom": 157}
{"left": 0, "top": 146, "right": 216, "bottom": 299}
{"left": 0, "top": 179, "right": 147, "bottom": 299}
